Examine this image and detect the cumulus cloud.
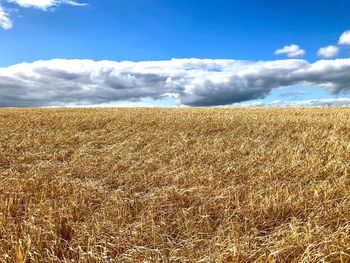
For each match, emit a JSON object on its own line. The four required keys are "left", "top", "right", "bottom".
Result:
{"left": 317, "top": 45, "right": 339, "bottom": 58}
{"left": 0, "top": 5, "right": 12, "bottom": 29}
{"left": 339, "top": 30, "right": 350, "bottom": 45}
{"left": 275, "top": 44, "right": 306, "bottom": 57}
{"left": 1, "top": 58, "right": 350, "bottom": 107}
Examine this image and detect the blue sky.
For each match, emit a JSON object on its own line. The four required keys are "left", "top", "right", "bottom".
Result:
{"left": 1, "top": 0, "right": 350, "bottom": 107}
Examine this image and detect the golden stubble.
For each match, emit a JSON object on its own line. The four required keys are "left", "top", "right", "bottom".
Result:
{"left": 0, "top": 107, "right": 349, "bottom": 262}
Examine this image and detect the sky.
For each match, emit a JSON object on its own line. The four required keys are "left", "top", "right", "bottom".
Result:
{"left": 1, "top": 0, "right": 350, "bottom": 107}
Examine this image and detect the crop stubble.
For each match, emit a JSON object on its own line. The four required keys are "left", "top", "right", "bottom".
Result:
{"left": 0, "top": 108, "right": 349, "bottom": 262}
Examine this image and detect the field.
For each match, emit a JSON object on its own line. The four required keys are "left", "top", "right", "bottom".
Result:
{"left": 0, "top": 108, "right": 349, "bottom": 262}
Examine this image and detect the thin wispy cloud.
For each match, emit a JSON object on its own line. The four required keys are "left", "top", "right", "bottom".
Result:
{"left": 0, "top": 5, "right": 12, "bottom": 29}
{"left": 275, "top": 44, "right": 306, "bottom": 58}
{"left": 0, "top": 0, "right": 86, "bottom": 29}
{"left": 279, "top": 91, "right": 307, "bottom": 98}
{"left": 7, "top": 0, "right": 87, "bottom": 10}
{"left": 235, "top": 98, "right": 350, "bottom": 107}
{"left": 1, "top": 58, "right": 350, "bottom": 107}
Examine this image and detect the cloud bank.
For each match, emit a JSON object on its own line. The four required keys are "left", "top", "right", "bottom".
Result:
{"left": 1, "top": 58, "right": 350, "bottom": 107}
{"left": 235, "top": 98, "right": 350, "bottom": 107}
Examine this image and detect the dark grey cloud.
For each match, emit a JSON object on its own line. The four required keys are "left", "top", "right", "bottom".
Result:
{"left": 1, "top": 58, "right": 350, "bottom": 107}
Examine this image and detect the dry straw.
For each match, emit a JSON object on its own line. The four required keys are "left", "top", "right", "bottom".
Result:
{"left": 0, "top": 108, "right": 349, "bottom": 262}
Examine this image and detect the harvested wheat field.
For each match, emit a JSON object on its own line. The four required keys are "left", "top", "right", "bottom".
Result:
{"left": 0, "top": 108, "right": 350, "bottom": 262}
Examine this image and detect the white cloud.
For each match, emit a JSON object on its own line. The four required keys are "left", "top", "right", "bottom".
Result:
{"left": 1, "top": 58, "right": 350, "bottom": 107}
{"left": 8, "top": 0, "right": 58, "bottom": 10}
{"left": 339, "top": 30, "right": 350, "bottom": 45}
{"left": 0, "top": 0, "right": 86, "bottom": 29}
{"left": 235, "top": 98, "right": 350, "bottom": 107}
{"left": 275, "top": 44, "right": 306, "bottom": 57}
{"left": 7, "top": 0, "right": 87, "bottom": 10}
{"left": 317, "top": 45, "right": 339, "bottom": 58}
{"left": 62, "top": 0, "right": 87, "bottom": 7}
{"left": 0, "top": 5, "right": 12, "bottom": 29}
